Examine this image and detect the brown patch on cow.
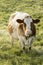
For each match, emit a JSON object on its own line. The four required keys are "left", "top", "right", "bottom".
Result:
{"left": 33, "top": 19, "right": 40, "bottom": 24}
{"left": 16, "top": 19, "right": 24, "bottom": 23}
{"left": 18, "top": 23, "right": 26, "bottom": 36}
{"left": 31, "top": 22, "right": 36, "bottom": 36}
{"left": 8, "top": 24, "right": 13, "bottom": 34}
{"left": 23, "top": 23, "right": 26, "bottom": 32}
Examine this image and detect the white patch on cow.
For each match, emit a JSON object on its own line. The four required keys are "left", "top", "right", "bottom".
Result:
{"left": 24, "top": 17, "right": 33, "bottom": 36}
{"left": 9, "top": 12, "right": 30, "bottom": 30}
{"left": 14, "top": 12, "right": 29, "bottom": 20}
{"left": 9, "top": 12, "right": 30, "bottom": 32}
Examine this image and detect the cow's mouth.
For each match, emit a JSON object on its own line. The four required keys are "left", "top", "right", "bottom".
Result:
{"left": 25, "top": 34, "right": 33, "bottom": 39}
{"left": 25, "top": 35, "right": 30, "bottom": 40}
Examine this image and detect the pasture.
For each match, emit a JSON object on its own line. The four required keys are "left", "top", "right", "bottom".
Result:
{"left": 0, "top": 0, "right": 43, "bottom": 65}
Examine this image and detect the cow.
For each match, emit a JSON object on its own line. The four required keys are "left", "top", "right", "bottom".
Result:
{"left": 8, "top": 12, "right": 40, "bottom": 50}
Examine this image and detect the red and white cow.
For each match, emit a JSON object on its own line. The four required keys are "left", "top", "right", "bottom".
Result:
{"left": 8, "top": 12, "right": 40, "bottom": 50}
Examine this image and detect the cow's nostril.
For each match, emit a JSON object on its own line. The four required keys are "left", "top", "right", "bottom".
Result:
{"left": 26, "top": 30, "right": 30, "bottom": 33}
{"left": 27, "top": 31, "right": 31, "bottom": 34}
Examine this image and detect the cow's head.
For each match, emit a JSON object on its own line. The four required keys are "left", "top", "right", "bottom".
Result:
{"left": 16, "top": 16, "right": 40, "bottom": 37}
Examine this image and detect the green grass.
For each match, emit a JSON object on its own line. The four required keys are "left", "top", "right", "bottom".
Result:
{"left": 0, "top": 0, "right": 43, "bottom": 65}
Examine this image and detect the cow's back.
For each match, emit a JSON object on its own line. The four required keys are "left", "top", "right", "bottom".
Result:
{"left": 8, "top": 13, "right": 19, "bottom": 40}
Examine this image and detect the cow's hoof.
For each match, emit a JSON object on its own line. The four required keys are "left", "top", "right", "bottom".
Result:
{"left": 23, "top": 47, "right": 25, "bottom": 50}
{"left": 29, "top": 47, "right": 31, "bottom": 50}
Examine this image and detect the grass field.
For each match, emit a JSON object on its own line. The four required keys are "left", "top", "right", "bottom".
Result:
{"left": 0, "top": 0, "right": 43, "bottom": 65}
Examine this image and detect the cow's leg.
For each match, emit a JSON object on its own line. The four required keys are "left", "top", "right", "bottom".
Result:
{"left": 19, "top": 40, "right": 25, "bottom": 50}
{"left": 26, "top": 36, "right": 34, "bottom": 50}
{"left": 19, "top": 36, "right": 26, "bottom": 50}
{"left": 10, "top": 34, "right": 14, "bottom": 47}
{"left": 29, "top": 36, "right": 34, "bottom": 50}
{"left": 11, "top": 36, "right": 14, "bottom": 47}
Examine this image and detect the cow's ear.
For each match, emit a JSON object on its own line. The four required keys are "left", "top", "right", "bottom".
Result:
{"left": 33, "top": 19, "right": 40, "bottom": 24}
{"left": 16, "top": 19, "right": 24, "bottom": 23}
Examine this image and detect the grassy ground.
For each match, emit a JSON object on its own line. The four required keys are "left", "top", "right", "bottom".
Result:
{"left": 0, "top": 0, "right": 43, "bottom": 65}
